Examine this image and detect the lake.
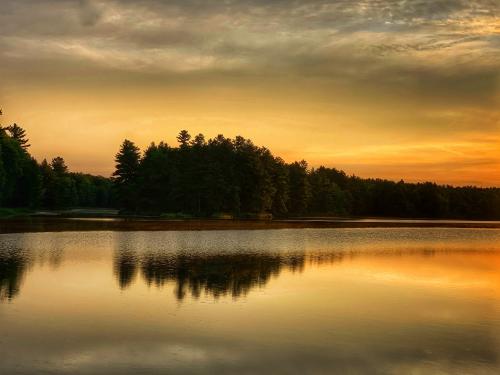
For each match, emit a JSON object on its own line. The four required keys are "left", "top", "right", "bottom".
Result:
{"left": 1, "top": 227, "right": 500, "bottom": 374}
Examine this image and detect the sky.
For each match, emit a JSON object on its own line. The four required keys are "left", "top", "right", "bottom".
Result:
{"left": 0, "top": 0, "right": 499, "bottom": 186}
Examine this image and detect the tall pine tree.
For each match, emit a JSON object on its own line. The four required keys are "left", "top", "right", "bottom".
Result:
{"left": 113, "top": 140, "right": 141, "bottom": 212}
{"left": 6, "top": 124, "right": 30, "bottom": 149}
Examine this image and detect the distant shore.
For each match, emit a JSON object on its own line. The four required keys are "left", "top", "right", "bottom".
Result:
{"left": 1, "top": 215, "right": 500, "bottom": 234}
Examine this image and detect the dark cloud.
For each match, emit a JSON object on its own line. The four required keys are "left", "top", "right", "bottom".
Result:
{"left": 0, "top": 0, "right": 498, "bottom": 111}
{"left": 78, "top": 0, "right": 104, "bottom": 27}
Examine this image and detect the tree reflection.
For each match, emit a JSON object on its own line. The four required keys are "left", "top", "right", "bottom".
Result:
{"left": 143, "top": 253, "right": 305, "bottom": 300}
{"left": 0, "top": 250, "right": 28, "bottom": 301}
{"left": 114, "top": 249, "right": 138, "bottom": 289}
{"left": 114, "top": 249, "right": 346, "bottom": 300}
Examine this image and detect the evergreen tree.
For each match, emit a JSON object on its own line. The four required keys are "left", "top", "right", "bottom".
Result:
{"left": 12, "top": 157, "right": 42, "bottom": 208}
{"left": 191, "top": 133, "right": 206, "bottom": 147}
{"left": 51, "top": 157, "right": 68, "bottom": 176}
{"left": 43, "top": 157, "right": 76, "bottom": 208}
{"left": 39, "top": 159, "right": 55, "bottom": 207}
{"left": 176, "top": 130, "right": 191, "bottom": 148}
{"left": 288, "top": 161, "right": 310, "bottom": 215}
{"left": 138, "top": 142, "right": 173, "bottom": 213}
{"left": 6, "top": 123, "right": 30, "bottom": 149}
{"left": 0, "top": 140, "right": 5, "bottom": 205}
{"left": 0, "top": 129, "right": 26, "bottom": 205}
{"left": 0, "top": 110, "right": 113, "bottom": 210}
{"left": 270, "top": 157, "right": 289, "bottom": 216}
{"left": 0, "top": 112, "right": 499, "bottom": 220}
{"left": 113, "top": 139, "right": 141, "bottom": 212}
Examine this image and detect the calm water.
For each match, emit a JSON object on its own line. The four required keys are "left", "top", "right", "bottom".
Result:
{"left": 1, "top": 228, "right": 500, "bottom": 374}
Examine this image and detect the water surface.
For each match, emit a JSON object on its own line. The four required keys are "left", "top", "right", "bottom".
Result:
{"left": 1, "top": 228, "right": 500, "bottom": 374}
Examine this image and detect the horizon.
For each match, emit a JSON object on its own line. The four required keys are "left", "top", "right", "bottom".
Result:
{"left": 3, "top": 3, "right": 500, "bottom": 374}
{"left": 1, "top": 0, "right": 499, "bottom": 186}
{"left": 2, "top": 122, "right": 500, "bottom": 189}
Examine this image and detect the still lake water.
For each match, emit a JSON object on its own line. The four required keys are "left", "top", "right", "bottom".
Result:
{"left": 1, "top": 228, "right": 500, "bottom": 374}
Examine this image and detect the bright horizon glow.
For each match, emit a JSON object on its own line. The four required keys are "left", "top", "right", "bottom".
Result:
{"left": 1, "top": 0, "right": 499, "bottom": 186}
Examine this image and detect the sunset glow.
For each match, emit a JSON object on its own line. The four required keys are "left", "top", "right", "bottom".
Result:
{"left": 1, "top": 0, "right": 499, "bottom": 185}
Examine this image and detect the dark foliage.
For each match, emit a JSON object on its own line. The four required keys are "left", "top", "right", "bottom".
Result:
{"left": 0, "top": 118, "right": 113, "bottom": 210}
{"left": 1, "top": 110, "right": 499, "bottom": 219}
{"left": 111, "top": 130, "right": 500, "bottom": 219}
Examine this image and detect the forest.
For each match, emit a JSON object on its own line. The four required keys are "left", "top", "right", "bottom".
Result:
{"left": 1, "top": 118, "right": 500, "bottom": 219}
{"left": 112, "top": 131, "right": 500, "bottom": 219}
{"left": 0, "top": 122, "right": 112, "bottom": 211}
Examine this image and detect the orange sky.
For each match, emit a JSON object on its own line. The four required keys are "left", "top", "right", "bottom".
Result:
{"left": 1, "top": 0, "right": 499, "bottom": 186}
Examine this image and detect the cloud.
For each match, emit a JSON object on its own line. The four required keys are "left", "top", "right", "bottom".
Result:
{"left": 1, "top": 0, "right": 497, "bottom": 111}
{"left": 78, "top": 0, "right": 104, "bottom": 27}
{"left": 0, "top": 0, "right": 498, "bottom": 184}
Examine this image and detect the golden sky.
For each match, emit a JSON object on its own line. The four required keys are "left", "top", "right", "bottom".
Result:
{"left": 1, "top": 0, "right": 499, "bottom": 185}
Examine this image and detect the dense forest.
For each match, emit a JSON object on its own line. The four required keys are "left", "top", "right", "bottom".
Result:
{"left": 113, "top": 130, "right": 500, "bottom": 219}
{"left": 0, "top": 119, "right": 113, "bottom": 210}
{"left": 1, "top": 111, "right": 500, "bottom": 219}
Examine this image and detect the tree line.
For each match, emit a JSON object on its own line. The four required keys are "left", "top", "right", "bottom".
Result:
{"left": 114, "top": 130, "right": 500, "bottom": 219}
{"left": 1, "top": 110, "right": 499, "bottom": 219}
{"left": 0, "top": 120, "right": 112, "bottom": 209}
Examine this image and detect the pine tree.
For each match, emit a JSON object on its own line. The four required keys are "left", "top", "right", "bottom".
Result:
{"left": 113, "top": 140, "right": 141, "bottom": 212}
{"left": 176, "top": 130, "right": 191, "bottom": 148}
{"left": 113, "top": 140, "right": 140, "bottom": 184}
{"left": 51, "top": 156, "right": 68, "bottom": 176}
{"left": 288, "top": 160, "right": 310, "bottom": 215}
{"left": 6, "top": 123, "right": 30, "bottom": 149}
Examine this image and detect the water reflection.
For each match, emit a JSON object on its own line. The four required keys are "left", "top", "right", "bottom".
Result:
{"left": 0, "top": 234, "right": 64, "bottom": 301}
{"left": 2, "top": 229, "right": 500, "bottom": 374}
{"left": 114, "top": 249, "right": 138, "bottom": 289}
{"left": 0, "top": 249, "right": 28, "bottom": 301}
{"left": 116, "top": 251, "right": 308, "bottom": 300}
{"left": 2, "top": 228, "right": 500, "bottom": 302}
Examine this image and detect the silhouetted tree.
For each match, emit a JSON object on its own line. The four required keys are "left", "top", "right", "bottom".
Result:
{"left": 0, "top": 121, "right": 39, "bottom": 207}
{"left": 0, "top": 110, "right": 112, "bottom": 210}
{"left": 0, "top": 112, "right": 499, "bottom": 220}
{"left": 45, "top": 157, "right": 77, "bottom": 208}
{"left": 191, "top": 133, "right": 206, "bottom": 147}
{"left": 51, "top": 156, "right": 68, "bottom": 176}
{"left": 6, "top": 123, "right": 30, "bottom": 149}
{"left": 308, "top": 167, "right": 349, "bottom": 215}
{"left": 270, "top": 157, "right": 289, "bottom": 216}
{"left": 176, "top": 130, "right": 191, "bottom": 148}
{"left": 288, "top": 161, "right": 310, "bottom": 215}
{"left": 113, "top": 139, "right": 141, "bottom": 212}
{"left": 106, "top": 131, "right": 500, "bottom": 220}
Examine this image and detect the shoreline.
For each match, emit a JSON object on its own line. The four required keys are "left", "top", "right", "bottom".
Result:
{"left": 1, "top": 217, "right": 500, "bottom": 234}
